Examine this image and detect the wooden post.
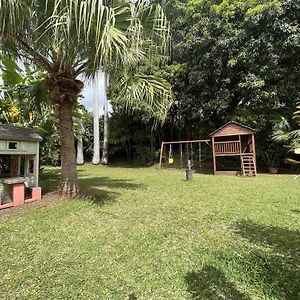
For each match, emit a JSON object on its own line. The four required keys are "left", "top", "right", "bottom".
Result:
{"left": 251, "top": 134, "right": 257, "bottom": 174}
{"left": 212, "top": 137, "right": 216, "bottom": 175}
{"left": 239, "top": 134, "right": 242, "bottom": 175}
{"left": 159, "top": 142, "right": 164, "bottom": 168}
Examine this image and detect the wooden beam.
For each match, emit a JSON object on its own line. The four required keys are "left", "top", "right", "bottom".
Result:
{"left": 215, "top": 152, "right": 254, "bottom": 157}
{"left": 162, "top": 139, "right": 211, "bottom": 145}
{"left": 212, "top": 137, "right": 216, "bottom": 175}
{"left": 252, "top": 134, "right": 257, "bottom": 175}
{"left": 159, "top": 142, "right": 164, "bottom": 168}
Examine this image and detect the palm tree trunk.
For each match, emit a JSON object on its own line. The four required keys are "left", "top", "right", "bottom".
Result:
{"left": 76, "top": 131, "right": 84, "bottom": 165}
{"left": 58, "top": 101, "right": 79, "bottom": 197}
{"left": 92, "top": 72, "right": 100, "bottom": 165}
{"left": 101, "top": 72, "right": 109, "bottom": 165}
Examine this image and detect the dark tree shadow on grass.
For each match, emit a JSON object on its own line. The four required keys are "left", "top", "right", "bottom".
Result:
{"left": 127, "top": 293, "right": 138, "bottom": 300}
{"left": 80, "top": 176, "right": 144, "bottom": 191}
{"left": 185, "top": 266, "right": 250, "bottom": 300}
{"left": 291, "top": 209, "right": 300, "bottom": 214}
{"left": 40, "top": 168, "right": 146, "bottom": 205}
{"left": 40, "top": 168, "right": 60, "bottom": 193}
{"left": 79, "top": 176, "right": 145, "bottom": 205}
{"left": 103, "top": 161, "right": 155, "bottom": 169}
{"left": 79, "top": 187, "right": 121, "bottom": 206}
{"left": 234, "top": 220, "right": 300, "bottom": 299}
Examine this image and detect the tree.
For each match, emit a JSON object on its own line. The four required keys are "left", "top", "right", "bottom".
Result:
{"left": 0, "top": 0, "right": 170, "bottom": 197}
{"left": 157, "top": 0, "right": 300, "bottom": 168}
{"left": 76, "top": 109, "right": 84, "bottom": 165}
{"left": 107, "top": 46, "right": 173, "bottom": 164}
{"left": 0, "top": 54, "right": 51, "bottom": 126}
{"left": 101, "top": 72, "right": 109, "bottom": 165}
{"left": 92, "top": 72, "right": 101, "bottom": 165}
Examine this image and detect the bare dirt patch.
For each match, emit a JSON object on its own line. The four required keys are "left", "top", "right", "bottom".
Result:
{"left": 0, "top": 192, "right": 65, "bottom": 218}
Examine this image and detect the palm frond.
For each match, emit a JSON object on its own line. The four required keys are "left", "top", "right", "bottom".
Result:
{"left": 1, "top": 0, "right": 170, "bottom": 77}
{"left": 293, "top": 102, "right": 300, "bottom": 125}
{"left": 111, "top": 73, "right": 172, "bottom": 122}
{"left": 0, "top": 0, "right": 26, "bottom": 36}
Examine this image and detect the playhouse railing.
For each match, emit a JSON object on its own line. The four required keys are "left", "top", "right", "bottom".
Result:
{"left": 214, "top": 141, "right": 240, "bottom": 155}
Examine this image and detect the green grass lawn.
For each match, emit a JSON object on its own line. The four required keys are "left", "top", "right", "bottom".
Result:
{"left": 0, "top": 165, "right": 299, "bottom": 299}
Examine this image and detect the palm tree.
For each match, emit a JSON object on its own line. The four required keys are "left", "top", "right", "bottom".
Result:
{"left": 0, "top": 0, "right": 170, "bottom": 197}
{"left": 92, "top": 71, "right": 101, "bottom": 165}
{"left": 76, "top": 111, "right": 84, "bottom": 165}
{"left": 101, "top": 72, "right": 109, "bottom": 165}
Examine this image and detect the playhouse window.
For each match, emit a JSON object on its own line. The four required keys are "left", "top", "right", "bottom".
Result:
{"left": 28, "top": 160, "right": 34, "bottom": 174}
{"left": 8, "top": 142, "right": 18, "bottom": 150}
{"left": 0, "top": 156, "right": 10, "bottom": 178}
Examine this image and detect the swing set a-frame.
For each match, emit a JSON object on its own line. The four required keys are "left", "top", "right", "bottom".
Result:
{"left": 159, "top": 139, "right": 211, "bottom": 170}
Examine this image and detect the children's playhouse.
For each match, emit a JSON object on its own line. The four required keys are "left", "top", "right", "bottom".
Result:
{"left": 0, "top": 124, "right": 43, "bottom": 209}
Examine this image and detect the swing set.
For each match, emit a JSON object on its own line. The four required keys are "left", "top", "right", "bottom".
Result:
{"left": 159, "top": 121, "right": 258, "bottom": 176}
{"left": 159, "top": 139, "right": 211, "bottom": 170}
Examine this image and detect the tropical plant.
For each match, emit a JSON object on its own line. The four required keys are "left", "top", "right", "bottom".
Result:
{"left": 272, "top": 108, "right": 300, "bottom": 153}
{"left": 0, "top": 0, "right": 170, "bottom": 197}
{"left": 273, "top": 121, "right": 300, "bottom": 147}
{"left": 0, "top": 54, "right": 51, "bottom": 126}
{"left": 107, "top": 49, "right": 172, "bottom": 165}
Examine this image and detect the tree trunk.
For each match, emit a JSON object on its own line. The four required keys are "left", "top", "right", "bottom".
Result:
{"left": 92, "top": 72, "right": 100, "bottom": 165}
{"left": 101, "top": 72, "right": 109, "bottom": 165}
{"left": 58, "top": 101, "right": 79, "bottom": 197}
{"left": 76, "top": 121, "right": 84, "bottom": 165}
{"left": 150, "top": 124, "right": 155, "bottom": 164}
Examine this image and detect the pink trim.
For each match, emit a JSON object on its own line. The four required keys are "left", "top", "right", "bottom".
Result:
{"left": 25, "top": 198, "right": 37, "bottom": 203}
{"left": 0, "top": 185, "right": 42, "bottom": 210}
{"left": 13, "top": 183, "right": 25, "bottom": 207}
{"left": 31, "top": 187, "right": 42, "bottom": 201}
{"left": 0, "top": 202, "right": 14, "bottom": 210}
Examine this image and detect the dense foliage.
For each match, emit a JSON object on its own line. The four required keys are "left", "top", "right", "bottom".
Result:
{"left": 108, "top": 0, "right": 300, "bottom": 169}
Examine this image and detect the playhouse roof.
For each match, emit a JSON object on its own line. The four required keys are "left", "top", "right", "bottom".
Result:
{"left": 209, "top": 121, "right": 255, "bottom": 137}
{"left": 0, "top": 124, "right": 43, "bottom": 142}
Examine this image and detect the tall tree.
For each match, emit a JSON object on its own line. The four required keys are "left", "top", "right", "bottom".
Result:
{"left": 101, "top": 72, "right": 109, "bottom": 165}
{"left": 76, "top": 110, "right": 84, "bottom": 165}
{"left": 160, "top": 0, "right": 300, "bottom": 154}
{"left": 0, "top": 0, "right": 170, "bottom": 197}
{"left": 92, "top": 72, "right": 101, "bottom": 165}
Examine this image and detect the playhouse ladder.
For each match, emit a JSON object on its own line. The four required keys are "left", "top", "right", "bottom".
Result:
{"left": 241, "top": 155, "right": 257, "bottom": 176}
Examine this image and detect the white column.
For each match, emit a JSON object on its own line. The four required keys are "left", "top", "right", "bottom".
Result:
{"left": 76, "top": 121, "right": 84, "bottom": 165}
{"left": 92, "top": 72, "right": 100, "bottom": 165}
{"left": 101, "top": 72, "right": 109, "bottom": 165}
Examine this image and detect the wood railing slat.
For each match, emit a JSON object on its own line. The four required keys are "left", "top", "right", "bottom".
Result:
{"left": 214, "top": 141, "right": 241, "bottom": 154}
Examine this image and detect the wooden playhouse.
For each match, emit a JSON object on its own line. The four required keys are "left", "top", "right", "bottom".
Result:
{"left": 0, "top": 124, "right": 43, "bottom": 209}
{"left": 210, "top": 121, "right": 257, "bottom": 176}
